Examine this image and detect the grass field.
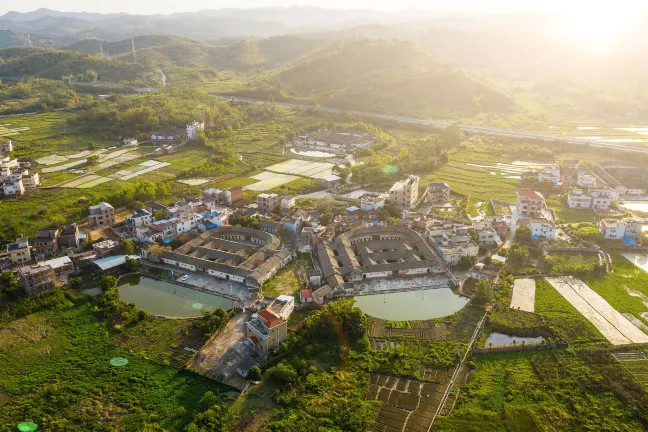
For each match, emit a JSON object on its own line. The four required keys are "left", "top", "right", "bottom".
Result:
{"left": 0, "top": 303, "right": 229, "bottom": 430}
{"left": 535, "top": 279, "right": 605, "bottom": 343}
{"left": 434, "top": 351, "right": 646, "bottom": 431}
{"left": 262, "top": 254, "right": 313, "bottom": 297}
{"left": 583, "top": 255, "right": 648, "bottom": 327}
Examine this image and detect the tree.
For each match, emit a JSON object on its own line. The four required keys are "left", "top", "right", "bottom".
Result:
{"left": 458, "top": 255, "right": 477, "bottom": 270}
{"left": 69, "top": 277, "right": 83, "bottom": 289}
{"left": 515, "top": 226, "right": 532, "bottom": 244}
{"left": 325, "top": 298, "right": 368, "bottom": 342}
{"left": 153, "top": 210, "right": 164, "bottom": 221}
{"left": 267, "top": 362, "right": 298, "bottom": 383}
{"left": 319, "top": 213, "right": 332, "bottom": 226}
{"left": 126, "top": 257, "right": 140, "bottom": 273}
{"left": 120, "top": 239, "right": 136, "bottom": 255}
{"left": 100, "top": 276, "right": 118, "bottom": 292}
{"left": 87, "top": 142, "right": 95, "bottom": 150}
{"left": 248, "top": 365, "right": 262, "bottom": 380}
{"left": 87, "top": 155, "right": 100, "bottom": 165}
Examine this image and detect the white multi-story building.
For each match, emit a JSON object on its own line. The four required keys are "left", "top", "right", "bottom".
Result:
{"left": 2, "top": 178, "right": 25, "bottom": 196}
{"left": 360, "top": 195, "right": 385, "bottom": 211}
{"left": 257, "top": 193, "right": 281, "bottom": 214}
{"left": 528, "top": 218, "right": 557, "bottom": 240}
{"left": 476, "top": 227, "right": 502, "bottom": 246}
{"left": 600, "top": 219, "right": 626, "bottom": 240}
{"left": 538, "top": 165, "right": 561, "bottom": 185}
{"left": 591, "top": 196, "right": 612, "bottom": 211}
{"left": 123, "top": 138, "right": 138, "bottom": 146}
{"left": 426, "top": 183, "right": 451, "bottom": 203}
{"left": 126, "top": 209, "right": 153, "bottom": 230}
{"left": 428, "top": 230, "right": 479, "bottom": 266}
{"left": 567, "top": 189, "right": 593, "bottom": 209}
{"left": 0, "top": 156, "right": 19, "bottom": 169}
{"left": 577, "top": 171, "right": 597, "bottom": 187}
{"left": 516, "top": 190, "right": 546, "bottom": 218}
{"left": 624, "top": 218, "right": 647, "bottom": 241}
{"left": 389, "top": 175, "right": 420, "bottom": 209}
{"left": 281, "top": 195, "right": 296, "bottom": 210}
{"left": 186, "top": 120, "right": 205, "bottom": 139}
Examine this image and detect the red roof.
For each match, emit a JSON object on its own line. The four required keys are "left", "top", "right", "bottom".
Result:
{"left": 301, "top": 289, "right": 313, "bottom": 299}
{"left": 518, "top": 190, "right": 544, "bottom": 200}
{"left": 258, "top": 308, "right": 284, "bottom": 329}
{"left": 249, "top": 336, "right": 259, "bottom": 345}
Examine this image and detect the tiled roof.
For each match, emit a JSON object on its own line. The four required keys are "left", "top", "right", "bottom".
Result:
{"left": 258, "top": 308, "right": 284, "bottom": 329}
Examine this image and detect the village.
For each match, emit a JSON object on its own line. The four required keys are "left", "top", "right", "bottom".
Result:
{"left": 4, "top": 122, "right": 648, "bottom": 394}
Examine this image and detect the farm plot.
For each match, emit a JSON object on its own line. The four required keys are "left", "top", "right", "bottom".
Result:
{"left": 264, "top": 159, "right": 335, "bottom": 179}
{"left": 510, "top": 279, "right": 536, "bottom": 312}
{"left": 245, "top": 172, "right": 300, "bottom": 191}
{"left": 41, "top": 159, "right": 86, "bottom": 173}
{"left": 68, "top": 149, "right": 106, "bottom": 159}
{"left": 0, "top": 124, "right": 30, "bottom": 137}
{"left": 545, "top": 277, "right": 648, "bottom": 345}
{"left": 177, "top": 178, "right": 209, "bottom": 186}
{"left": 35, "top": 154, "right": 69, "bottom": 165}
{"left": 120, "top": 161, "right": 170, "bottom": 180}
{"left": 622, "top": 252, "right": 648, "bottom": 274}
{"left": 368, "top": 373, "right": 448, "bottom": 432}
{"left": 60, "top": 174, "right": 101, "bottom": 188}
{"left": 96, "top": 149, "right": 142, "bottom": 170}
{"left": 77, "top": 177, "right": 112, "bottom": 188}
{"left": 613, "top": 351, "right": 648, "bottom": 386}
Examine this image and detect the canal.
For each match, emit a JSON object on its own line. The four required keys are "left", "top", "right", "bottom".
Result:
{"left": 354, "top": 288, "right": 469, "bottom": 321}
{"left": 117, "top": 275, "right": 234, "bottom": 318}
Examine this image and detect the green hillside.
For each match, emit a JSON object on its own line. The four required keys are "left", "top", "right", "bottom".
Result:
{"left": 261, "top": 39, "right": 515, "bottom": 115}
{"left": 0, "top": 46, "right": 158, "bottom": 85}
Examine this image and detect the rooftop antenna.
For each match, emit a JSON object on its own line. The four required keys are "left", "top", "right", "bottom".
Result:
{"left": 131, "top": 38, "right": 137, "bottom": 62}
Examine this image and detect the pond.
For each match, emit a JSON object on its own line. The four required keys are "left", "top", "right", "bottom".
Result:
{"left": 290, "top": 148, "right": 337, "bottom": 158}
{"left": 0, "top": 391, "right": 13, "bottom": 406}
{"left": 117, "top": 275, "right": 234, "bottom": 318}
{"left": 354, "top": 288, "right": 469, "bottom": 321}
{"left": 485, "top": 332, "right": 544, "bottom": 347}
{"left": 619, "top": 201, "right": 648, "bottom": 212}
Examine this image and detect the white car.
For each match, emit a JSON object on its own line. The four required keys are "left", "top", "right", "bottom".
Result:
{"left": 179, "top": 274, "right": 189, "bottom": 282}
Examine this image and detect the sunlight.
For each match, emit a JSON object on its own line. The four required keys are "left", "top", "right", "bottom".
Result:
{"left": 560, "top": 7, "right": 631, "bottom": 53}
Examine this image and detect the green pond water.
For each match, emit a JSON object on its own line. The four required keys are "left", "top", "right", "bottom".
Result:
{"left": 117, "top": 275, "right": 234, "bottom": 317}
{"left": 354, "top": 288, "right": 469, "bottom": 321}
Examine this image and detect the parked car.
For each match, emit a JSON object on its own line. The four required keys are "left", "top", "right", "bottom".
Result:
{"left": 179, "top": 274, "right": 189, "bottom": 282}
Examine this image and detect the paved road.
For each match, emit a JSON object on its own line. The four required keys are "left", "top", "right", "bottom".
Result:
{"left": 222, "top": 96, "right": 648, "bottom": 155}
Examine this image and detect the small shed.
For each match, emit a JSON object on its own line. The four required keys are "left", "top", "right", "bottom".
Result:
{"left": 236, "top": 358, "right": 259, "bottom": 378}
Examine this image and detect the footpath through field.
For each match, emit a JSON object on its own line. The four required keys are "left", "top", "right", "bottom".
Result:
{"left": 545, "top": 277, "right": 648, "bottom": 345}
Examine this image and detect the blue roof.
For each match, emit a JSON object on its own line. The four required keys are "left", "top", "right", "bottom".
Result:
{"left": 163, "top": 238, "right": 173, "bottom": 244}
{"left": 372, "top": 220, "right": 379, "bottom": 225}
{"left": 78, "top": 234, "right": 87, "bottom": 239}
{"left": 347, "top": 206, "right": 360, "bottom": 212}
{"left": 623, "top": 235, "right": 637, "bottom": 246}
{"left": 530, "top": 235, "right": 540, "bottom": 240}
{"left": 207, "top": 223, "right": 218, "bottom": 229}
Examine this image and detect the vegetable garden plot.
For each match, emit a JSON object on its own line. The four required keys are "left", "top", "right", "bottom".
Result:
{"left": 177, "top": 178, "right": 209, "bottom": 186}
{"left": 510, "top": 278, "right": 536, "bottom": 312}
{"left": 545, "top": 277, "right": 648, "bottom": 344}
{"left": 60, "top": 174, "right": 100, "bottom": 188}
{"left": 264, "top": 159, "right": 336, "bottom": 179}
{"left": 35, "top": 155, "right": 69, "bottom": 165}
{"left": 245, "top": 173, "right": 300, "bottom": 191}
{"left": 41, "top": 159, "right": 86, "bottom": 173}
{"left": 77, "top": 177, "right": 112, "bottom": 188}
{"left": 120, "top": 162, "right": 170, "bottom": 180}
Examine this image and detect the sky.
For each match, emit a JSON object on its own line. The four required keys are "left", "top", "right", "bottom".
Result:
{"left": 2, "top": 0, "right": 647, "bottom": 16}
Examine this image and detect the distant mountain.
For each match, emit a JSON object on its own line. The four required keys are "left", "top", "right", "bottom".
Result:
{"left": 253, "top": 39, "right": 515, "bottom": 115}
{"left": 1, "top": 8, "right": 126, "bottom": 22}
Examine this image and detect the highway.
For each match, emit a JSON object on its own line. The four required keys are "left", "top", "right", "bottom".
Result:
{"left": 224, "top": 96, "right": 648, "bottom": 155}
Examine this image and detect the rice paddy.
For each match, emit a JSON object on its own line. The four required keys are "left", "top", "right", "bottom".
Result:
{"left": 245, "top": 171, "right": 300, "bottom": 191}
{"left": 119, "top": 161, "right": 171, "bottom": 180}
{"left": 264, "top": 159, "right": 335, "bottom": 179}
{"left": 41, "top": 159, "right": 87, "bottom": 173}
{"left": 59, "top": 174, "right": 113, "bottom": 189}
{"left": 0, "top": 124, "right": 30, "bottom": 137}
{"left": 34, "top": 155, "right": 69, "bottom": 165}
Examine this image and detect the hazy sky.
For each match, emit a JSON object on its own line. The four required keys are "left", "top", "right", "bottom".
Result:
{"left": 2, "top": 0, "right": 646, "bottom": 16}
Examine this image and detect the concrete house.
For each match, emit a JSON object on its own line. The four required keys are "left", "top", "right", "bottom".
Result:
{"left": 624, "top": 218, "right": 647, "bottom": 241}
{"left": 516, "top": 191, "right": 546, "bottom": 218}
{"left": 2, "top": 178, "right": 25, "bottom": 196}
{"left": 92, "top": 239, "right": 120, "bottom": 258}
{"left": 426, "top": 183, "right": 451, "bottom": 203}
{"left": 58, "top": 224, "right": 80, "bottom": 249}
{"left": 123, "top": 138, "right": 138, "bottom": 146}
{"left": 476, "top": 227, "right": 502, "bottom": 246}
{"left": 429, "top": 230, "right": 479, "bottom": 266}
{"left": 7, "top": 237, "right": 31, "bottom": 265}
{"left": 389, "top": 175, "right": 420, "bottom": 209}
{"left": 537, "top": 165, "right": 561, "bottom": 185}
{"left": 281, "top": 195, "right": 296, "bottom": 210}
{"left": 567, "top": 189, "right": 593, "bottom": 209}
{"left": 471, "top": 263, "right": 501, "bottom": 282}
{"left": 245, "top": 308, "right": 288, "bottom": 356}
{"left": 18, "top": 264, "right": 55, "bottom": 297}
{"left": 186, "top": 120, "right": 205, "bottom": 139}
{"left": 126, "top": 209, "right": 153, "bottom": 230}
{"left": 564, "top": 160, "right": 579, "bottom": 170}
{"left": 1, "top": 139, "right": 12, "bottom": 154}
{"left": 257, "top": 193, "right": 281, "bottom": 214}
{"left": 89, "top": 202, "right": 115, "bottom": 227}
{"left": 34, "top": 229, "right": 59, "bottom": 256}
{"left": 225, "top": 186, "right": 244, "bottom": 205}
{"left": 528, "top": 218, "right": 557, "bottom": 240}
{"left": 577, "top": 171, "right": 597, "bottom": 188}
{"left": 300, "top": 289, "right": 313, "bottom": 304}
{"left": 600, "top": 219, "right": 626, "bottom": 240}
{"left": 360, "top": 195, "right": 385, "bottom": 211}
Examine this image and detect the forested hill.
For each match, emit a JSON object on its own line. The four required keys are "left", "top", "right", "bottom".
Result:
{"left": 0, "top": 47, "right": 157, "bottom": 85}
{"left": 64, "top": 34, "right": 331, "bottom": 71}
{"left": 253, "top": 39, "right": 515, "bottom": 116}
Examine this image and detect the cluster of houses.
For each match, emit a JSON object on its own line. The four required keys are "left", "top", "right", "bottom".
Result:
{"left": 0, "top": 141, "right": 40, "bottom": 197}
{"left": 291, "top": 128, "right": 376, "bottom": 155}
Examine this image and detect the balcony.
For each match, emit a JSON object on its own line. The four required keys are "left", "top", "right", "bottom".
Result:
{"left": 246, "top": 319, "right": 270, "bottom": 340}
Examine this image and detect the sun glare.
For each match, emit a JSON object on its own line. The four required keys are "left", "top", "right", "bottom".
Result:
{"left": 560, "top": 7, "right": 631, "bottom": 53}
